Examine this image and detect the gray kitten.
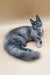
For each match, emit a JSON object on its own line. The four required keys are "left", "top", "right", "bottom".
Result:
{"left": 4, "top": 15, "right": 44, "bottom": 61}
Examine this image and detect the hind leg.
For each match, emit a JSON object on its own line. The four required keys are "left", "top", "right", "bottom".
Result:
{"left": 22, "top": 43, "right": 27, "bottom": 47}
{"left": 21, "top": 40, "right": 27, "bottom": 47}
{"left": 17, "top": 39, "right": 27, "bottom": 47}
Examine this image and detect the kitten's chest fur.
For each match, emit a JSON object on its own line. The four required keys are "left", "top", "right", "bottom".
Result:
{"left": 30, "top": 27, "right": 41, "bottom": 36}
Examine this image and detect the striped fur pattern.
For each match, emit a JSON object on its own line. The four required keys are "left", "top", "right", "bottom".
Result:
{"left": 4, "top": 15, "right": 44, "bottom": 61}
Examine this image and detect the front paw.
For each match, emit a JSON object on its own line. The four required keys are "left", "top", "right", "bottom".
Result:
{"left": 37, "top": 41, "right": 42, "bottom": 48}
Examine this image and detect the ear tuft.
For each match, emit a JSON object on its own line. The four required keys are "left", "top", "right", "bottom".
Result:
{"left": 30, "top": 18, "right": 34, "bottom": 25}
{"left": 36, "top": 15, "right": 41, "bottom": 22}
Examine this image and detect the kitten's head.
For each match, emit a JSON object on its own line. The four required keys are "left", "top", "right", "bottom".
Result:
{"left": 30, "top": 15, "right": 42, "bottom": 30}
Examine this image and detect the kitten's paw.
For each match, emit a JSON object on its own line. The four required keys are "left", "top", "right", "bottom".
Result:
{"left": 23, "top": 43, "right": 27, "bottom": 47}
{"left": 38, "top": 41, "right": 42, "bottom": 48}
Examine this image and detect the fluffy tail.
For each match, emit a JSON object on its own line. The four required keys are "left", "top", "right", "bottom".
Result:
{"left": 4, "top": 44, "right": 40, "bottom": 61}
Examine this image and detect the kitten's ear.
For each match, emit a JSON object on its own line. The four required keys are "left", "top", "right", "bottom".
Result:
{"left": 36, "top": 15, "right": 41, "bottom": 22}
{"left": 30, "top": 18, "right": 34, "bottom": 25}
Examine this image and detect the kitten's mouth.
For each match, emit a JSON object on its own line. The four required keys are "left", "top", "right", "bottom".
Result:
{"left": 34, "top": 25, "right": 42, "bottom": 30}
{"left": 34, "top": 27, "right": 41, "bottom": 30}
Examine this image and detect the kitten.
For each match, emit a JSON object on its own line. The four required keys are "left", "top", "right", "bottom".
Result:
{"left": 4, "top": 15, "right": 44, "bottom": 61}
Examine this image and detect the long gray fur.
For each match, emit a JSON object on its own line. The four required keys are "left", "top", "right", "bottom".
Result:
{"left": 4, "top": 15, "right": 44, "bottom": 61}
